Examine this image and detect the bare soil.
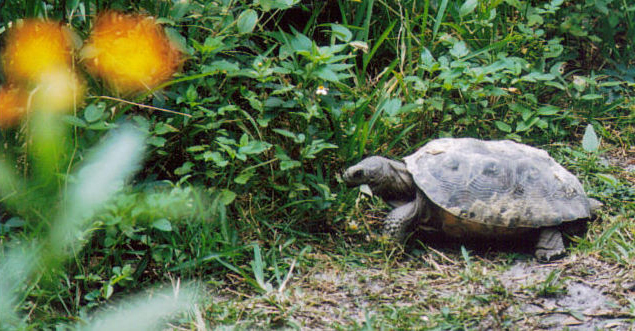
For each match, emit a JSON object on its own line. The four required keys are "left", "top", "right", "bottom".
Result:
{"left": 209, "top": 239, "right": 634, "bottom": 329}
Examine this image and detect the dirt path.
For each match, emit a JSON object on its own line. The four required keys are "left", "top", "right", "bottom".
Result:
{"left": 285, "top": 250, "right": 634, "bottom": 329}
{"left": 209, "top": 241, "right": 634, "bottom": 329}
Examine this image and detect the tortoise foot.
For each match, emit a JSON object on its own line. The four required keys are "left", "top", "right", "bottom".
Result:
{"left": 535, "top": 228, "right": 565, "bottom": 262}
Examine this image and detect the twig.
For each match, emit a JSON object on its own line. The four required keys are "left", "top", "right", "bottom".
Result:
{"left": 89, "top": 95, "right": 192, "bottom": 117}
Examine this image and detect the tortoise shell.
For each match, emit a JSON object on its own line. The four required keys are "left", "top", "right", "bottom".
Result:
{"left": 404, "top": 138, "right": 591, "bottom": 231}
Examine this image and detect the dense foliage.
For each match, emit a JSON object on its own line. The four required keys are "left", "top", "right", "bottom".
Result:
{"left": 0, "top": 0, "right": 633, "bottom": 328}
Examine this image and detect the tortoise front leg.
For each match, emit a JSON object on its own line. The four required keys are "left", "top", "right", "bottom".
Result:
{"left": 383, "top": 194, "right": 424, "bottom": 242}
{"left": 535, "top": 227, "right": 565, "bottom": 261}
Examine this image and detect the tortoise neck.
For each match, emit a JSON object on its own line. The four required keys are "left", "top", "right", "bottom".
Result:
{"left": 373, "top": 159, "right": 417, "bottom": 207}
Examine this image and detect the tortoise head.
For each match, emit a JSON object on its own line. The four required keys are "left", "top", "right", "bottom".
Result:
{"left": 343, "top": 156, "right": 391, "bottom": 188}
{"left": 343, "top": 156, "right": 417, "bottom": 207}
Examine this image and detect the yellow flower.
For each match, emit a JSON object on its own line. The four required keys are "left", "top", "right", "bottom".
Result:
{"left": 1, "top": 19, "right": 75, "bottom": 84}
{"left": 0, "top": 85, "right": 29, "bottom": 128}
{"left": 81, "top": 11, "right": 182, "bottom": 94}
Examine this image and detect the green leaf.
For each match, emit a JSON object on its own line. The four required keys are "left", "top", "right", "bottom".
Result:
{"left": 186, "top": 145, "right": 207, "bottom": 152}
{"left": 280, "top": 160, "right": 301, "bottom": 170}
{"left": 234, "top": 170, "right": 255, "bottom": 184}
{"left": 537, "top": 105, "right": 560, "bottom": 116}
{"left": 594, "top": 0, "right": 609, "bottom": 15}
{"left": 203, "top": 151, "right": 228, "bottom": 167}
{"left": 314, "top": 67, "right": 340, "bottom": 82}
{"left": 152, "top": 218, "right": 173, "bottom": 232}
{"left": 521, "top": 72, "right": 555, "bottom": 82}
{"left": 62, "top": 115, "right": 87, "bottom": 128}
{"left": 580, "top": 94, "right": 603, "bottom": 101}
{"left": 301, "top": 140, "right": 338, "bottom": 159}
{"left": 516, "top": 117, "right": 539, "bottom": 132}
{"left": 503, "top": 0, "right": 522, "bottom": 9}
{"left": 289, "top": 31, "right": 312, "bottom": 52}
{"left": 238, "top": 140, "right": 272, "bottom": 155}
{"left": 147, "top": 136, "right": 166, "bottom": 147}
{"left": 174, "top": 161, "right": 194, "bottom": 175}
{"left": 164, "top": 27, "right": 189, "bottom": 54}
{"left": 237, "top": 9, "right": 258, "bottom": 34}
{"left": 264, "top": 97, "right": 284, "bottom": 108}
{"left": 420, "top": 47, "right": 436, "bottom": 68}
{"left": 256, "top": 0, "right": 298, "bottom": 11}
{"left": 219, "top": 189, "right": 237, "bottom": 205}
{"left": 459, "top": 0, "right": 478, "bottom": 17}
{"left": 582, "top": 124, "right": 599, "bottom": 152}
{"left": 381, "top": 98, "right": 402, "bottom": 117}
{"left": 527, "top": 14, "right": 543, "bottom": 26}
{"left": 495, "top": 121, "right": 512, "bottom": 133}
{"left": 84, "top": 103, "right": 105, "bottom": 123}
{"left": 169, "top": 1, "right": 191, "bottom": 20}
{"left": 450, "top": 41, "right": 469, "bottom": 58}
{"left": 595, "top": 173, "right": 618, "bottom": 188}
{"left": 432, "top": 0, "right": 449, "bottom": 41}
{"left": 251, "top": 244, "right": 272, "bottom": 292}
{"left": 330, "top": 24, "right": 352, "bottom": 42}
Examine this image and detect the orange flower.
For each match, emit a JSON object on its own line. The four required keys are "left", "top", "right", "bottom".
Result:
{"left": 0, "top": 85, "right": 29, "bottom": 128}
{"left": 1, "top": 19, "right": 75, "bottom": 84}
{"left": 81, "top": 11, "right": 182, "bottom": 94}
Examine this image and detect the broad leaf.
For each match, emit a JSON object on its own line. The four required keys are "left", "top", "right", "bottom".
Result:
{"left": 459, "top": 0, "right": 478, "bottom": 17}
{"left": 237, "top": 9, "right": 258, "bottom": 34}
{"left": 582, "top": 124, "right": 599, "bottom": 152}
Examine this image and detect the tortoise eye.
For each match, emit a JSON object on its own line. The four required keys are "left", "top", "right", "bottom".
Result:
{"left": 353, "top": 170, "right": 364, "bottom": 179}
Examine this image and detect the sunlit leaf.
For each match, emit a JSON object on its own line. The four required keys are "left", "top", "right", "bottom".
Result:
{"left": 84, "top": 103, "right": 105, "bottom": 123}
{"left": 219, "top": 189, "right": 237, "bottom": 205}
{"left": 330, "top": 24, "right": 352, "bottom": 42}
{"left": 459, "top": 0, "right": 478, "bottom": 17}
{"left": 152, "top": 218, "right": 172, "bottom": 232}
{"left": 237, "top": 9, "right": 258, "bottom": 34}
{"left": 582, "top": 124, "right": 599, "bottom": 152}
{"left": 238, "top": 140, "right": 272, "bottom": 155}
{"left": 495, "top": 121, "right": 512, "bottom": 133}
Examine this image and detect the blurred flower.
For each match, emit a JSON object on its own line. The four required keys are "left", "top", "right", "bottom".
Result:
{"left": 349, "top": 41, "right": 369, "bottom": 53}
{"left": 316, "top": 85, "right": 329, "bottom": 95}
{"left": 1, "top": 19, "right": 75, "bottom": 84}
{"left": 81, "top": 11, "right": 182, "bottom": 94}
{"left": 32, "top": 68, "right": 85, "bottom": 114}
{"left": 346, "top": 220, "right": 359, "bottom": 232}
{"left": 0, "top": 85, "right": 29, "bottom": 128}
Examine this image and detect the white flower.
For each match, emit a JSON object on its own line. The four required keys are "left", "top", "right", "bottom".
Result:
{"left": 316, "top": 85, "right": 328, "bottom": 96}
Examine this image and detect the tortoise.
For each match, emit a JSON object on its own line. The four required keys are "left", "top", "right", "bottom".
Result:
{"left": 343, "top": 138, "right": 600, "bottom": 261}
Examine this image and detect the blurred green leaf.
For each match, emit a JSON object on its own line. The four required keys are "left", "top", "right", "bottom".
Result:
{"left": 84, "top": 103, "right": 105, "bottom": 123}
{"left": 330, "top": 24, "right": 352, "bottom": 42}
{"left": 459, "top": 0, "right": 478, "bottom": 17}
{"left": 238, "top": 140, "right": 272, "bottom": 155}
{"left": 495, "top": 121, "right": 512, "bottom": 133}
{"left": 219, "top": 189, "right": 237, "bottom": 205}
{"left": 595, "top": 173, "right": 619, "bottom": 188}
{"left": 450, "top": 41, "right": 469, "bottom": 58}
{"left": 237, "top": 9, "right": 258, "bottom": 34}
{"left": 582, "top": 124, "right": 599, "bottom": 152}
{"left": 152, "top": 218, "right": 173, "bottom": 232}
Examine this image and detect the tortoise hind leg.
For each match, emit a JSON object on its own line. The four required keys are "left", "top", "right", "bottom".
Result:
{"left": 535, "top": 227, "right": 565, "bottom": 261}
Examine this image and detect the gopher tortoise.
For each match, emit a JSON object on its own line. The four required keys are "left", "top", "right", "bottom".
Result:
{"left": 343, "top": 138, "right": 599, "bottom": 261}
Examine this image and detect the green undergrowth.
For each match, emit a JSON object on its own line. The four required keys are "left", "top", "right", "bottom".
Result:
{"left": 0, "top": 0, "right": 634, "bottom": 329}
